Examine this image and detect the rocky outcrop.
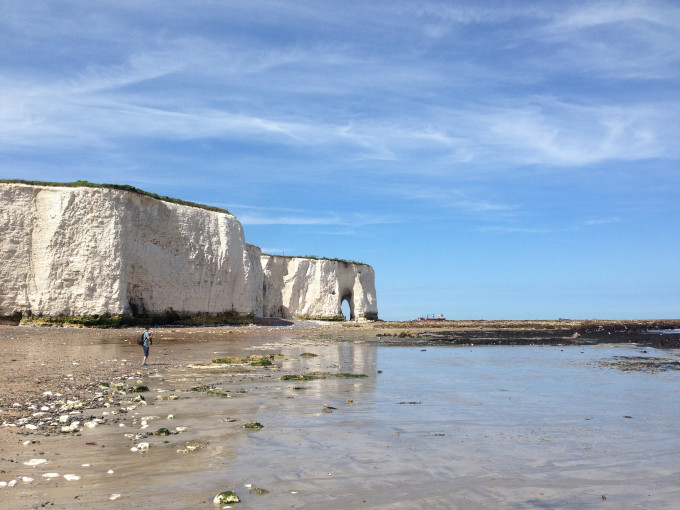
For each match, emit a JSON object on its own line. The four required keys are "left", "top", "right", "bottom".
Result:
{"left": 0, "top": 182, "right": 378, "bottom": 321}
{"left": 260, "top": 254, "right": 377, "bottom": 320}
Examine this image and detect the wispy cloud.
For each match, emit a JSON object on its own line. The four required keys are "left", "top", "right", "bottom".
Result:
{"left": 476, "top": 225, "right": 551, "bottom": 234}
{"left": 534, "top": 2, "right": 680, "bottom": 80}
{"left": 476, "top": 99, "right": 675, "bottom": 166}
{"left": 228, "top": 204, "right": 398, "bottom": 227}
{"left": 1, "top": 2, "right": 678, "bottom": 175}
{"left": 584, "top": 217, "right": 621, "bottom": 226}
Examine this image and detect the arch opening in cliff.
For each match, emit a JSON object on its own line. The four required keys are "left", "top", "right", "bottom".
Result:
{"left": 341, "top": 292, "right": 354, "bottom": 321}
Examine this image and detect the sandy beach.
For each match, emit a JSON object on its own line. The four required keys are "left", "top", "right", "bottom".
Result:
{"left": 1, "top": 320, "right": 679, "bottom": 509}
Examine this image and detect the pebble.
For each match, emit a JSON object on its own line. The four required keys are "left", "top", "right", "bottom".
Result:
{"left": 42, "top": 473, "right": 59, "bottom": 478}
{"left": 64, "top": 474, "right": 81, "bottom": 481}
{"left": 110, "top": 494, "right": 121, "bottom": 500}
{"left": 24, "top": 458, "right": 48, "bottom": 466}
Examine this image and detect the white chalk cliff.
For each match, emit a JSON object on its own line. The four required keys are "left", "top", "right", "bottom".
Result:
{"left": 0, "top": 182, "right": 378, "bottom": 321}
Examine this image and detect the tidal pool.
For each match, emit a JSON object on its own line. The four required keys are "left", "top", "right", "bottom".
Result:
{"left": 179, "top": 343, "right": 680, "bottom": 509}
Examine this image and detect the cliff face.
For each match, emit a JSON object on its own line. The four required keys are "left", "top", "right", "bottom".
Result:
{"left": 261, "top": 255, "right": 377, "bottom": 320}
{"left": 0, "top": 183, "right": 378, "bottom": 321}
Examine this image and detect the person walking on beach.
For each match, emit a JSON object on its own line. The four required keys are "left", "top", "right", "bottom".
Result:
{"left": 142, "top": 326, "right": 153, "bottom": 366}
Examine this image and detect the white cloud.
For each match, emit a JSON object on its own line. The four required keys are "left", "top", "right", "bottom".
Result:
{"left": 1, "top": 1, "right": 678, "bottom": 175}
{"left": 232, "top": 205, "right": 397, "bottom": 227}
{"left": 584, "top": 217, "right": 621, "bottom": 226}
{"left": 537, "top": 2, "right": 680, "bottom": 79}
{"left": 476, "top": 225, "right": 551, "bottom": 234}
{"left": 476, "top": 99, "right": 677, "bottom": 166}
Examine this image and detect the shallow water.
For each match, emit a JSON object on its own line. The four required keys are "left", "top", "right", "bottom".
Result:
{"left": 3, "top": 334, "right": 680, "bottom": 509}
{"left": 205, "top": 344, "right": 680, "bottom": 509}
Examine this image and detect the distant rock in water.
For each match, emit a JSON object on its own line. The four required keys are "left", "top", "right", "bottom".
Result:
{"left": 0, "top": 181, "right": 378, "bottom": 323}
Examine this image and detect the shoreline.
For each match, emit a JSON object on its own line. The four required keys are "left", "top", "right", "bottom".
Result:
{"left": 1, "top": 319, "right": 678, "bottom": 405}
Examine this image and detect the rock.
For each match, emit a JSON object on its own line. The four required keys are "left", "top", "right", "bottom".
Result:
{"left": 213, "top": 491, "right": 240, "bottom": 504}
{"left": 0, "top": 182, "right": 378, "bottom": 321}
{"left": 60, "top": 422, "right": 80, "bottom": 433}
{"left": 24, "top": 458, "right": 48, "bottom": 466}
{"left": 177, "top": 440, "right": 206, "bottom": 453}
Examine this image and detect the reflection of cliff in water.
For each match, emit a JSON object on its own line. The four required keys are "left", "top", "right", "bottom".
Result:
{"left": 278, "top": 342, "right": 379, "bottom": 401}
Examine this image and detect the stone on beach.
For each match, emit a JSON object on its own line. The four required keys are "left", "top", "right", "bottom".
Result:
{"left": 23, "top": 459, "right": 48, "bottom": 466}
{"left": 213, "top": 490, "right": 240, "bottom": 504}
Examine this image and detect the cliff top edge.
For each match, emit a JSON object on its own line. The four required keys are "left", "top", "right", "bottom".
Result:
{"left": 1, "top": 179, "right": 232, "bottom": 216}
{"left": 1, "top": 179, "right": 371, "bottom": 267}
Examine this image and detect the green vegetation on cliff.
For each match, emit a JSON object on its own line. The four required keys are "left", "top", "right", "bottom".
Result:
{"left": 18, "top": 311, "right": 254, "bottom": 328}
{"left": 1, "top": 179, "right": 231, "bottom": 215}
{"left": 268, "top": 254, "right": 369, "bottom": 266}
{"left": 1, "top": 179, "right": 371, "bottom": 266}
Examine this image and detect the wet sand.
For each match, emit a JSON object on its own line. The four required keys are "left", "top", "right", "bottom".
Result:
{"left": 1, "top": 321, "right": 679, "bottom": 509}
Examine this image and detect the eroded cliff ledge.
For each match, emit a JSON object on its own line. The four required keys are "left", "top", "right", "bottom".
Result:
{"left": 0, "top": 182, "right": 378, "bottom": 323}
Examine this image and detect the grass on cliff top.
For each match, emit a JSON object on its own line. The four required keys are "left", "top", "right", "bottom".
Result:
{"left": 2, "top": 179, "right": 370, "bottom": 266}
{"left": 1, "top": 179, "right": 231, "bottom": 215}
{"left": 266, "top": 254, "right": 369, "bottom": 266}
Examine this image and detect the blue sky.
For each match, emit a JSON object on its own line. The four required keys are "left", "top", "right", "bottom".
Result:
{"left": 1, "top": 1, "right": 678, "bottom": 320}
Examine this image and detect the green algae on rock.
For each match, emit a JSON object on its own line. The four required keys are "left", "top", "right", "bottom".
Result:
{"left": 212, "top": 355, "right": 274, "bottom": 366}
{"left": 177, "top": 440, "right": 207, "bottom": 454}
{"left": 280, "top": 372, "right": 368, "bottom": 381}
{"left": 213, "top": 490, "right": 240, "bottom": 504}
{"left": 207, "top": 390, "right": 230, "bottom": 397}
{"left": 279, "top": 374, "right": 321, "bottom": 381}
{"left": 212, "top": 357, "right": 244, "bottom": 364}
